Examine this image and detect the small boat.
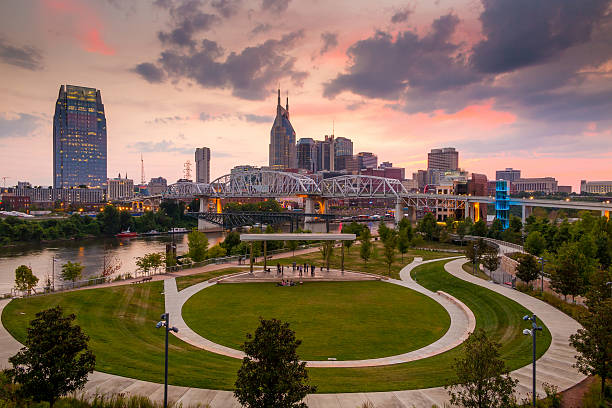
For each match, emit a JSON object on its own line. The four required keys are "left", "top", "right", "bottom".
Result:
{"left": 168, "top": 227, "right": 188, "bottom": 234}
{"left": 142, "top": 230, "right": 160, "bottom": 236}
{"left": 116, "top": 229, "right": 139, "bottom": 238}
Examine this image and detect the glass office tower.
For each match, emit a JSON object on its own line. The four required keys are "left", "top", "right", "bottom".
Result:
{"left": 53, "top": 85, "right": 107, "bottom": 188}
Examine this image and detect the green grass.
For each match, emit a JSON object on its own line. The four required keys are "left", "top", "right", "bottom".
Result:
{"left": 183, "top": 281, "right": 450, "bottom": 360}
{"left": 461, "top": 261, "right": 491, "bottom": 280}
{"left": 259, "top": 242, "right": 461, "bottom": 279}
{"left": 175, "top": 267, "right": 245, "bottom": 291}
{"left": 1, "top": 258, "right": 552, "bottom": 393}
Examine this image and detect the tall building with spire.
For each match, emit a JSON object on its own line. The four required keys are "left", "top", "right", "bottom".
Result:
{"left": 269, "top": 88, "right": 297, "bottom": 169}
{"left": 53, "top": 84, "right": 107, "bottom": 188}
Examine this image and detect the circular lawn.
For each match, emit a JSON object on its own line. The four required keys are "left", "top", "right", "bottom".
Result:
{"left": 182, "top": 281, "right": 451, "bottom": 361}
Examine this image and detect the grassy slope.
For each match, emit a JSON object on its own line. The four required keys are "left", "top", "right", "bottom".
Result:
{"left": 183, "top": 281, "right": 450, "bottom": 361}
{"left": 175, "top": 267, "right": 245, "bottom": 291}
{"left": 2, "top": 258, "right": 552, "bottom": 393}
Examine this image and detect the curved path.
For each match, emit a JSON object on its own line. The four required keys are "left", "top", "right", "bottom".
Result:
{"left": 164, "top": 257, "right": 475, "bottom": 368}
{"left": 0, "top": 257, "right": 585, "bottom": 407}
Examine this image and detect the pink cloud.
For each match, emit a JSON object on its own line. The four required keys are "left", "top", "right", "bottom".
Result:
{"left": 428, "top": 102, "right": 516, "bottom": 129}
{"left": 42, "top": 0, "right": 116, "bottom": 56}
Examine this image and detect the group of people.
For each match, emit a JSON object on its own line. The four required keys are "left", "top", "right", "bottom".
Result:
{"left": 276, "top": 279, "right": 299, "bottom": 287}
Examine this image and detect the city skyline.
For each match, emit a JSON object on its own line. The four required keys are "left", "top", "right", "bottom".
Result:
{"left": 1, "top": 0, "right": 611, "bottom": 190}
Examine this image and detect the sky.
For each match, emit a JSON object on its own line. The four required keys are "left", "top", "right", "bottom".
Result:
{"left": 0, "top": 0, "right": 611, "bottom": 191}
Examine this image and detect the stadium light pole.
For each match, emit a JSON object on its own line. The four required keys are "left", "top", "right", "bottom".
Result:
{"left": 156, "top": 313, "right": 179, "bottom": 408}
{"left": 523, "top": 314, "right": 543, "bottom": 407}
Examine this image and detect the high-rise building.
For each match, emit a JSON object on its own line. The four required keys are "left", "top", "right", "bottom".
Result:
{"left": 333, "top": 136, "right": 353, "bottom": 170}
{"left": 297, "top": 138, "right": 316, "bottom": 171}
{"left": 269, "top": 89, "right": 296, "bottom": 169}
{"left": 195, "top": 147, "right": 211, "bottom": 183}
{"left": 315, "top": 136, "right": 335, "bottom": 171}
{"left": 53, "top": 85, "right": 107, "bottom": 188}
{"left": 107, "top": 174, "right": 134, "bottom": 200}
{"left": 357, "top": 152, "right": 377, "bottom": 170}
{"left": 496, "top": 168, "right": 521, "bottom": 182}
{"left": 148, "top": 177, "right": 167, "bottom": 195}
{"left": 427, "top": 147, "right": 458, "bottom": 171}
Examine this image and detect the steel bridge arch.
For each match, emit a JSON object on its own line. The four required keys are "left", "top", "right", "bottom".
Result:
{"left": 320, "top": 175, "right": 407, "bottom": 199}
{"left": 204, "top": 170, "right": 320, "bottom": 198}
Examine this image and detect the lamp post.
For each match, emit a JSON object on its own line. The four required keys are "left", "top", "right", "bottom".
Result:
{"left": 472, "top": 243, "right": 478, "bottom": 275}
{"left": 538, "top": 257, "right": 547, "bottom": 293}
{"left": 523, "top": 314, "right": 543, "bottom": 407}
{"left": 156, "top": 313, "right": 179, "bottom": 408}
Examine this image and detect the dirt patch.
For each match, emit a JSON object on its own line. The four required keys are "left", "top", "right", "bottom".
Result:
{"left": 561, "top": 376, "right": 596, "bottom": 408}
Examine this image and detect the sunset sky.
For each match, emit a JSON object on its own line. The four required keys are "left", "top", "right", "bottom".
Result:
{"left": 1, "top": 0, "right": 611, "bottom": 191}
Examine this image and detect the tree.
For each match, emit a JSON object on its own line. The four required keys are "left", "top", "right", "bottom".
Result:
{"left": 135, "top": 252, "right": 164, "bottom": 275}
{"left": 417, "top": 213, "right": 439, "bottom": 241}
{"left": 471, "top": 220, "right": 487, "bottom": 237}
{"left": 6, "top": 306, "right": 95, "bottom": 407}
{"left": 319, "top": 241, "right": 334, "bottom": 270}
{"left": 60, "top": 261, "right": 83, "bottom": 286}
{"left": 397, "top": 227, "right": 412, "bottom": 261}
{"left": 525, "top": 231, "right": 546, "bottom": 256}
{"left": 550, "top": 242, "right": 594, "bottom": 301}
{"left": 14, "top": 265, "right": 38, "bottom": 295}
{"left": 446, "top": 329, "right": 518, "bottom": 408}
{"left": 96, "top": 205, "right": 121, "bottom": 235}
{"left": 234, "top": 318, "right": 315, "bottom": 408}
{"left": 570, "top": 299, "right": 612, "bottom": 399}
{"left": 187, "top": 228, "right": 208, "bottom": 262}
{"left": 286, "top": 240, "right": 299, "bottom": 256}
{"left": 480, "top": 245, "right": 500, "bottom": 276}
{"left": 101, "top": 250, "right": 122, "bottom": 280}
{"left": 456, "top": 221, "right": 467, "bottom": 245}
{"left": 359, "top": 228, "right": 372, "bottom": 265}
{"left": 488, "top": 219, "right": 504, "bottom": 240}
{"left": 222, "top": 231, "right": 241, "bottom": 255}
{"left": 207, "top": 244, "right": 227, "bottom": 259}
{"left": 515, "top": 254, "right": 540, "bottom": 287}
{"left": 383, "top": 230, "right": 398, "bottom": 275}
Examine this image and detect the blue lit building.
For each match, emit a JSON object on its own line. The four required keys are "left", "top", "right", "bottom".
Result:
{"left": 53, "top": 85, "right": 107, "bottom": 188}
{"left": 495, "top": 180, "right": 510, "bottom": 229}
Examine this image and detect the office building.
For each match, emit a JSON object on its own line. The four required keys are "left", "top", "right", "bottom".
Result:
{"left": 468, "top": 173, "right": 488, "bottom": 196}
{"left": 107, "top": 174, "right": 134, "bottom": 200}
{"left": 379, "top": 161, "right": 393, "bottom": 169}
{"left": 297, "top": 138, "right": 317, "bottom": 171}
{"left": 0, "top": 194, "right": 30, "bottom": 211}
{"left": 496, "top": 168, "right": 521, "bottom": 182}
{"left": 5, "top": 187, "right": 104, "bottom": 205}
{"left": 427, "top": 147, "right": 458, "bottom": 171}
{"left": 195, "top": 147, "right": 211, "bottom": 183}
{"left": 361, "top": 167, "right": 405, "bottom": 181}
{"left": 356, "top": 152, "right": 377, "bottom": 170}
{"left": 53, "top": 84, "right": 107, "bottom": 188}
{"left": 580, "top": 180, "right": 612, "bottom": 194}
{"left": 558, "top": 186, "right": 572, "bottom": 194}
{"left": 148, "top": 177, "right": 167, "bottom": 195}
{"left": 269, "top": 88, "right": 297, "bottom": 169}
{"left": 333, "top": 136, "right": 353, "bottom": 170}
{"left": 512, "top": 177, "right": 558, "bottom": 194}
{"left": 315, "top": 136, "right": 334, "bottom": 171}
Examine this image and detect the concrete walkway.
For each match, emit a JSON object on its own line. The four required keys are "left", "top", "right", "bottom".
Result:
{"left": 164, "top": 257, "right": 475, "bottom": 368}
{"left": 0, "top": 257, "right": 586, "bottom": 407}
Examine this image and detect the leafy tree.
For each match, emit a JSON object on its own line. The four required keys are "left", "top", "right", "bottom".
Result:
{"left": 135, "top": 252, "right": 164, "bottom": 275}
{"left": 60, "top": 261, "right": 83, "bottom": 286}
{"left": 397, "top": 217, "right": 411, "bottom": 232}
{"left": 515, "top": 254, "right": 540, "bottom": 287}
{"left": 286, "top": 239, "right": 299, "bottom": 256}
{"left": 488, "top": 219, "right": 504, "bottom": 240}
{"left": 570, "top": 299, "right": 612, "bottom": 399}
{"left": 221, "top": 231, "right": 242, "bottom": 254}
{"left": 319, "top": 241, "right": 334, "bottom": 271}
{"left": 341, "top": 222, "right": 365, "bottom": 253}
{"left": 397, "top": 227, "right": 412, "bottom": 261}
{"left": 382, "top": 230, "right": 398, "bottom": 275}
{"left": 207, "top": 244, "right": 227, "bottom": 259}
{"left": 445, "top": 216, "right": 456, "bottom": 231}
{"left": 417, "top": 213, "right": 439, "bottom": 241}
{"left": 550, "top": 242, "right": 595, "bottom": 301}
{"left": 96, "top": 205, "right": 121, "bottom": 235}
{"left": 118, "top": 210, "right": 132, "bottom": 231}
{"left": 14, "top": 265, "right": 38, "bottom": 295}
{"left": 234, "top": 318, "right": 315, "bottom": 408}
{"left": 188, "top": 229, "right": 208, "bottom": 262}
{"left": 439, "top": 226, "right": 451, "bottom": 243}
{"left": 377, "top": 221, "right": 392, "bottom": 243}
{"left": 359, "top": 228, "right": 372, "bottom": 265}
{"left": 525, "top": 231, "right": 546, "bottom": 256}
{"left": 6, "top": 306, "right": 95, "bottom": 407}
{"left": 446, "top": 329, "right": 518, "bottom": 408}
{"left": 471, "top": 220, "right": 487, "bottom": 237}
{"left": 480, "top": 245, "right": 500, "bottom": 275}
{"left": 456, "top": 221, "right": 467, "bottom": 245}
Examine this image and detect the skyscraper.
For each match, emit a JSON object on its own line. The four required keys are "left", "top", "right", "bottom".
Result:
{"left": 269, "top": 89, "right": 297, "bottom": 169}
{"left": 333, "top": 136, "right": 353, "bottom": 170}
{"left": 53, "top": 85, "right": 107, "bottom": 188}
{"left": 195, "top": 147, "right": 211, "bottom": 183}
{"left": 427, "top": 147, "right": 458, "bottom": 172}
{"left": 297, "top": 138, "right": 316, "bottom": 171}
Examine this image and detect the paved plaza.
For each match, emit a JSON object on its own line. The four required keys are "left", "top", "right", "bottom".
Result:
{"left": 0, "top": 256, "right": 586, "bottom": 407}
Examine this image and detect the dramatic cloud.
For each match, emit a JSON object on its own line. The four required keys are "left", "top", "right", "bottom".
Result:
{"left": 251, "top": 22, "right": 272, "bottom": 35}
{"left": 471, "top": 0, "right": 611, "bottom": 74}
{"left": 324, "top": 14, "right": 478, "bottom": 99}
{"left": 0, "top": 39, "right": 43, "bottom": 70}
{"left": 319, "top": 32, "right": 338, "bottom": 55}
{"left": 133, "top": 62, "right": 165, "bottom": 83}
{"left": 157, "top": 0, "right": 219, "bottom": 48}
{"left": 211, "top": 0, "right": 241, "bottom": 18}
{"left": 136, "top": 30, "right": 308, "bottom": 100}
{"left": 390, "top": 7, "right": 412, "bottom": 23}
{"left": 0, "top": 112, "right": 42, "bottom": 139}
{"left": 262, "top": 0, "right": 291, "bottom": 14}
{"left": 240, "top": 113, "right": 273, "bottom": 123}
{"left": 128, "top": 139, "right": 193, "bottom": 154}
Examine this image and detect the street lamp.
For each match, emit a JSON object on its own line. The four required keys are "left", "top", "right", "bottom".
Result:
{"left": 523, "top": 314, "right": 543, "bottom": 407}
{"left": 156, "top": 313, "right": 179, "bottom": 408}
{"left": 472, "top": 243, "right": 478, "bottom": 275}
{"left": 538, "top": 257, "right": 547, "bottom": 293}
